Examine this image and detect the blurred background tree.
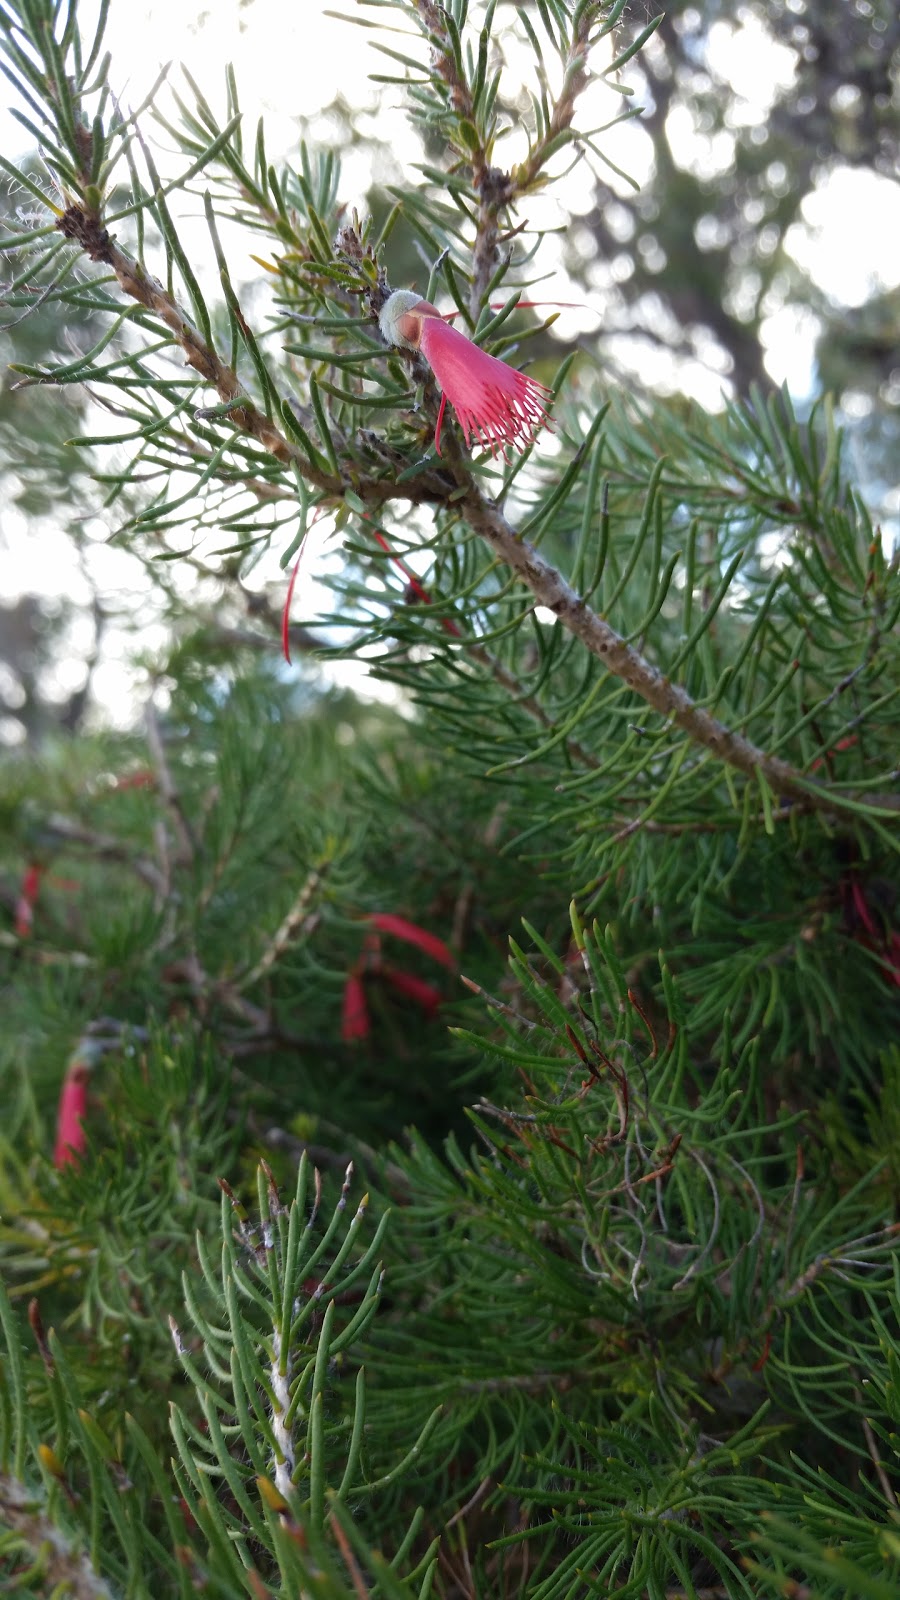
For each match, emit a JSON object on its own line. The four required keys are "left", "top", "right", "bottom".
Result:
{"left": 572, "top": 0, "right": 900, "bottom": 395}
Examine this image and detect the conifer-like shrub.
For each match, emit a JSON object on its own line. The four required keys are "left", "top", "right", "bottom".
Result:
{"left": 1, "top": 2, "right": 898, "bottom": 1596}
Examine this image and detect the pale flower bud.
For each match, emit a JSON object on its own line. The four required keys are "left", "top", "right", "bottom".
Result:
{"left": 379, "top": 289, "right": 429, "bottom": 350}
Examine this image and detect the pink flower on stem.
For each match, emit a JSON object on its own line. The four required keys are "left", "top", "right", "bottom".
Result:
{"left": 379, "top": 290, "right": 552, "bottom": 460}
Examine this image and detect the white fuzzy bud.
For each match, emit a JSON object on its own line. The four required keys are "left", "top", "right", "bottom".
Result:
{"left": 378, "top": 289, "right": 424, "bottom": 349}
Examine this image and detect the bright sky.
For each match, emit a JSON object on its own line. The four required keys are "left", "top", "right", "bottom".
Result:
{"left": 2, "top": 0, "right": 898, "bottom": 733}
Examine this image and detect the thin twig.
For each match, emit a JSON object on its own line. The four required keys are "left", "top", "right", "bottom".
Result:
{"left": 460, "top": 975, "right": 538, "bottom": 1029}
{"left": 237, "top": 864, "right": 327, "bottom": 990}
{"left": 144, "top": 699, "right": 200, "bottom": 862}
{"left": 413, "top": 0, "right": 595, "bottom": 313}
{"left": 856, "top": 1391, "right": 900, "bottom": 1514}
{"left": 40, "top": 813, "right": 165, "bottom": 897}
{"left": 445, "top": 1475, "right": 493, "bottom": 1531}
{"left": 329, "top": 1511, "right": 371, "bottom": 1600}
{"left": 780, "top": 1222, "right": 900, "bottom": 1304}
{"left": 0, "top": 1473, "right": 114, "bottom": 1600}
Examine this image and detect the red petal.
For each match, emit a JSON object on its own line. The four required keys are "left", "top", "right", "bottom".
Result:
{"left": 383, "top": 967, "right": 443, "bottom": 1017}
{"left": 434, "top": 393, "right": 447, "bottom": 456}
{"left": 418, "top": 314, "right": 551, "bottom": 459}
{"left": 15, "top": 863, "right": 42, "bottom": 938}
{"left": 369, "top": 527, "right": 431, "bottom": 605}
{"left": 54, "top": 1064, "right": 89, "bottom": 1168}
{"left": 368, "top": 527, "right": 461, "bottom": 636}
{"left": 341, "top": 973, "right": 371, "bottom": 1041}
{"left": 368, "top": 912, "right": 455, "bottom": 970}
{"left": 112, "top": 768, "right": 155, "bottom": 790}
{"left": 849, "top": 880, "right": 878, "bottom": 938}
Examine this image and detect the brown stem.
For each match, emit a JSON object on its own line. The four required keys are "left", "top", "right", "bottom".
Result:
{"left": 608, "top": 806, "right": 798, "bottom": 841}
{"left": 57, "top": 206, "right": 340, "bottom": 484}
{"left": 409, "top": 0, "right": 593, "bottom": 312}
{"left": 329, "top": 1511, "right": 371, "bottom": 1600}
{"left": 56, "top": 205, "right": 455, "bottom": 513}
{"left": 459, "top": 482, "right": 900, "bottom": 818}
{"left": 508, "top": 10, "right": 594, "bottom": 199}
{"left": 467, "top": 640, "right": 599, "bottom": 769}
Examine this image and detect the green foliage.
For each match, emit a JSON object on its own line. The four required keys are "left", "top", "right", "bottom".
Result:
{"left": 0, "top": 1160, "right": 437, "bottom": 1598}
{"left": 363, "top": 924, "right": 900, "bottom": 1588}
{"left": 0, "top": 671, "right": 520, "bottom": 1151}
{"left": 2, "top": 922, "right": 899, "bottom": 1596}
{"left": 1, "top": 1, "right": 899, "bottom": 1596}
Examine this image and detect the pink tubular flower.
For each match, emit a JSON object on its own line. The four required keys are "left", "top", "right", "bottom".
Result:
{"left": 54, "top": 1059, "right": 90, "bottom": 1168}
{"left": 379, "top": 289, "right": 552, "bottom": 460}
{"left": 367, "top": 911, "right": 455, "bottom": 970}
{"left": 15, "top": 862, "right": 42, "bottom": 938}
{"left": 383, "top": 966, "right": 443, "bottom": 1019}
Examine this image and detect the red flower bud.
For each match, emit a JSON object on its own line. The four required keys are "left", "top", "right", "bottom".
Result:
{"left": 341, "top": 972, "right": 371, "bottom": 1042}
{"left": 368, "top": 912, "right": 454, "bottom": 970}
{"left": 15, "top": 863, "right": 42, "bottom": 938}
{"left": 383, "top": 967, "right": 443, "bottom": 1018}
{"left": 53, "top": 1061, "right": 90, "bottom": 1168}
